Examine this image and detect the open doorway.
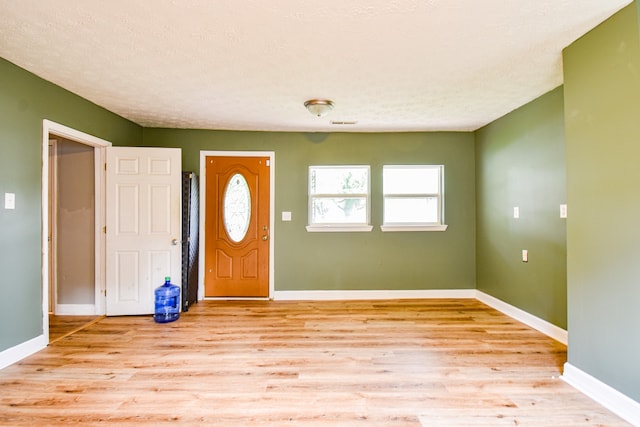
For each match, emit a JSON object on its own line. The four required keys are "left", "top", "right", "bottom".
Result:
{"left": 49, "top": 137, "right": 96, "bottom": 314}
{"left": 48, "top": 137, "right": 100, "bottom": 341}
{"left": 42, "top": 120, "right": 110, "bottom": 344}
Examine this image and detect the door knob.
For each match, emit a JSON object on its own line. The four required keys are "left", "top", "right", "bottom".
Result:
{"left": 262, "top": 235, "right": 268, "bottom": 241}
{"left": 172, "top": 238, "right": 179, "bottom": 245}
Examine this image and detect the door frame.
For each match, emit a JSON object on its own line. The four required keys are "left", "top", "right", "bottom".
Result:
{"left": 199, "top": 151, "right": 275, "bottom": 300}
{"left": 41, "top": 120, "right": 111, "bottom": 340}
{"left": 47, "top": 137, "right": 58, "bottom": 314}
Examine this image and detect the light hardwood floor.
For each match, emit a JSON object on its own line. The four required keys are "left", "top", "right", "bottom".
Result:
{"left": 1, "top": 299, "right": 630, "bottom": 426}
{"left": 49, "top": 315, "right": 103, "bottom": 344}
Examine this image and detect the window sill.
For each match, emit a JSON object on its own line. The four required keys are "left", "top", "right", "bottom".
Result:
{"left": 380, "top": 224, "right": 448, "bottom": 232}
{"left": 306, "top": 225, "right": 374, "bottom": 233}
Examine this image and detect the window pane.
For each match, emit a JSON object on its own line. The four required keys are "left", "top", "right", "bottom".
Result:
{"left": 311, "top": 197, "right": 367, "bottom": 224}
{"left": 310, "top": 167, "right": 368, "bottom": 195}
{"left": 223, "top": 173, "right": 251, "bottom": 242}
{"left": 383, "top": 166, "right": 440, "bottom": 195}
{"left": 384, "top": 197, "right": 439, "bottom": 223}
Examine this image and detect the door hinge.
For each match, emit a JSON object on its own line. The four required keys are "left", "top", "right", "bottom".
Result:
{"left": 266, "top": 160, "right": 270, "bottom": 167}
{"left": 103, "top": 226, "right": 107, "bottom": 234}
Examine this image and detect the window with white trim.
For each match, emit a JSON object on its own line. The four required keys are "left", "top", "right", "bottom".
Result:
{"left": 381, "top": 165, "right": 447, "bottom": 231}
{"left": 307, "top": 165, "right": 372, "bottom": 232}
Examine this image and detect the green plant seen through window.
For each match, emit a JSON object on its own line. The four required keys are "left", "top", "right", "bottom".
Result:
{"left": 309, "top": 166, "right": 369, "bottom": 225}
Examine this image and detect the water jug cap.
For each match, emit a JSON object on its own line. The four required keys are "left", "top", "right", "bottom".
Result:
{"left": 165, "top": 276, "right": 170, "bottom": 281}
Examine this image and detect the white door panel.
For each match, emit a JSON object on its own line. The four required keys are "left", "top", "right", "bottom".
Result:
{"left": 106, "top": 147, "right": 181, "bottom": 316}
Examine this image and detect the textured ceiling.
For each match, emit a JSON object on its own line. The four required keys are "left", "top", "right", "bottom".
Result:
{"left": 0, "top": 0, "right": 632, "bottom": 132}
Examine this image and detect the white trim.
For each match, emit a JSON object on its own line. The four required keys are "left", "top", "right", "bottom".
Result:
{"left": 48, "top": 138, "right": 58, "bottom": 314}
{"left": 305, "top": 225, "right": 374, "bottom": 232}
{"left": 199, "top": 151, "right": 276, "bottom": 301}
{"left": 274, "top": 289, "right": 476, "bottom": 301}
{"left": 308, "top": 164, "right": 372, "bottom": 228}
{"left": 44, "top": 120, "right": 113, "bottom": 147}
{"left": 383, "top": 164, "right": 445, "bottom": 227}
{"left": 380, "top": 224, "right": 448, "bottom": 232}
{"left": 476, "top": 290, "right": 568, "bottom": 345}
{"left": 41, "top": 124, "right": 50, "bottom": 343}
{"left": 42, "top": 120, "right": 112, "bottom": 344}
{"left": 562, "top": 363, "right": 640, "bottom": 426}
{"left": 0, "top": 335, "right": 47, "bottom": 370}
{"left": 54, "top": 304, "right": 97, "bottom": 316}
{"left": 94, "top": 147, "right": 107, "bottom": 315}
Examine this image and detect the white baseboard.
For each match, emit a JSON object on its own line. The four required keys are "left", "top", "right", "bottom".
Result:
{"left": 475, "top": 290, "right": 568, "bottom": 345}
{"left": 273, "top": 289, "right": 477, "bottom": 301}
{"left": 274, "top": 289, "right": 568, "bottom": 345}
{"left": 0, "top": 335, "right": 47, "bottom": 370}
{"left": 55, "top": 304, "right": 96, "bottom": 315}
{"left": 562, "top": 363, "right": 640, "bottom": 426}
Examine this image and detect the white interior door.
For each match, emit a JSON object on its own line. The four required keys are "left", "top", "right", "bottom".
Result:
{"left": 106, "top": 147, "right": 182, "bottom": 316}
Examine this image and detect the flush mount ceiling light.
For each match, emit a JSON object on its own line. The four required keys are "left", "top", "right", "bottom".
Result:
{"left": 304, "top": 99, "right": 334, "bottom": 117}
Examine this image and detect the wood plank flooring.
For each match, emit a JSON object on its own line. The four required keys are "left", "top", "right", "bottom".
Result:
{"left": 48, "top": 315, "right": 103, "bottom": 344}
{"left": 1, "top": 299, "right": 630, "bottom": 426}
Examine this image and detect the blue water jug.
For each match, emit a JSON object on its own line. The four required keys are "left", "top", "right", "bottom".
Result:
{"left": 154, "top": 276, "right": 180, "bottom": 323}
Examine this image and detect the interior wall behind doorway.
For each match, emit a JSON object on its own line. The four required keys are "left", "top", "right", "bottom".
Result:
{"left": 50, "top": 137, "right": 95, "bottom": 311}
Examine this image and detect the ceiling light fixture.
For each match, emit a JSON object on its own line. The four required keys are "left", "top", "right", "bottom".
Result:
{"left": 304, "top": 99, "right": 334, "bottom": 117}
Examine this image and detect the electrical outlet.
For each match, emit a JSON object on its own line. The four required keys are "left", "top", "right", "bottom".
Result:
{"left": 4, "top": 193, "right": 15, "bottom": 210}
{"left": 522, "top": 249, "right": 528, "bottom": 263}
{"left": 560, "top": 204, "right": 567, "bottom": 218}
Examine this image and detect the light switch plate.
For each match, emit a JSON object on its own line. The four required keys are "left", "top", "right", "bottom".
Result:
{"left": 522, "top": 249, "right": 528, "bottom": 262}
{"left": 513, "top": 206, "right": 520, "bottom": 219}
{"left": 560, "top": 204, "right": 568, "bottom": 218}
{"left": 4, "top": 193, "right": 15, "bottom": 210}
{"left": 281, "top": 211, "right": 292, "bottom": 221}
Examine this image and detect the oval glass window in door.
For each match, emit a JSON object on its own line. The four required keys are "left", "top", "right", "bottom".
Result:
{"left": 223, "top": 173, "right": 251, "bottom": 242}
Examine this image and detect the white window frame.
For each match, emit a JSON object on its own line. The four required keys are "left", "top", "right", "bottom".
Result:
{"left": 381, "top": 165, "right": 448, "bottom": 232}
{"left": 306, "top": 165, "right": 373, "bottom": 232}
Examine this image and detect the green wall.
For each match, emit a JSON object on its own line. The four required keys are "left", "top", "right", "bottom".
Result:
{"left": 1, "top": 5, "right": 638, "bottom": 406}
{"left": 142, "top": 129, "right": 477, "bottom": 291}
{"left": 564, "top": 2, "right": 640, "bottom": 401}
{"left": 0, "top": 58, "right": 141, "bottom": 352}
{"left": 476, "top": 87, "right": 567, "bottom": 328}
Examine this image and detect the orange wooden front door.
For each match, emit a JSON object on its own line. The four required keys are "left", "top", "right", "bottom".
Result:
{"left": 204, "top": 156, "right": 270, "bottom": 297}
